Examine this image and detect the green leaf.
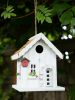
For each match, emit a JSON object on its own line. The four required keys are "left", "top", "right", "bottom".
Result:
{"left": 37, "top": 5, "right": 52, "bottom": 24}
{"left": 4, "top": 12, "right": 8, "bottom": 19}
{"left": 1, "top": 11, "right": 6, "bottom": 17}
{"left": 39, "top": 14, "right": 44, "bottom": 23}
{"left": 10, "top": 13, "right": 16, "bottom": 17}
{"left": 37, "top": 5, "right": 52, "bottom": 15}
{"left": 41, "top": 16, "right": 45, "bottom": 24}
{"left": 36, "top": 11, "right": 42, "bottom": 23}
{"left": 9, "top": 8, "right": 14, "bottom": 12}
{"left": 53, "top": 3, "right": 71, "bottom": 16}
{"left": 36, "top": 11, "right": 45, "bottom": 23}
{"left": 1, "top": 5, "right": 16, "bottom": 19}
{"left": 6, "top": 6, "right": 13, "bottom": 12}
{"left": 44, "top": 9, "right": 52, "bottom": 14}
{"left": 60, "top": 10, "right": 73, "bottom": 25}
{"left": 7, "top": 13, "right": 11, "bottom": 18}
{"left": 45, "top": 17, "right": 52, "bottom": 23}
{"left": 37, "top": 5, "right": 46, "bottom": 12}
{"left": 47, "top": 34, "right": 54, "bottom": 41}
{"left": 72, "top": 6, "right": 75, "bottom": 15}
{"left": 45, "top": 13, "right": 52, "bottom": 17}
{"left": 71, "top": 18, "right": 75, "bottom": 26}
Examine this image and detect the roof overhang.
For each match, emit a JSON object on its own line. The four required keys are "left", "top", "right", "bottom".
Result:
{"left": 11, "top": 33, "right": 63, "bottom": 60}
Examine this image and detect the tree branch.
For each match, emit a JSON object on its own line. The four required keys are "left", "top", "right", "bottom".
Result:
{"left": 12, "top": 10, "right": 34, "bottom": 20}
{"left": 12, "top": 0, "right": 48, "bottom": 20}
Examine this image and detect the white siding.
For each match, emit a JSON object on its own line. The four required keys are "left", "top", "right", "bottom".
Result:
{"left": 17, "top": 60, "right": 21, "bottom": 83}
{"left": 19, "top": 39, "right": 57, "bottom": 88}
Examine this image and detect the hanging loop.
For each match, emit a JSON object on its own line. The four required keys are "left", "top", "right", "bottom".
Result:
{"left": 34, "top": 0, "right": 37, "bottom": 35}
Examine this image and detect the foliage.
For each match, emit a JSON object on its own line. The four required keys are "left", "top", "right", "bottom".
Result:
{"left": 36, "top": 5, "right": 52, "bottom": 24}
{"left": 36, "top": 2, "right": 75, "bottom": 26}
{"left": 52, "top": 3, "right": 71, "bottom": 16}
{"left": 0, "top": 68, "right": 14, "bottom": 100}
{"left": 1, "top": 5, "right": 16, "bottom": 19}
{"left": 0, "top": 0, "right": 75, "bottom": 99}
{"left": 52, "top": 2, "right": 75, "bottom": 26}
{"left": 60, "top": 10, "right": 73, "bottom": 25}
{"left": 0, "top": 37, "right": 16, "bottom": 99}
{"left": 44, "top": 32, "right": 55, "bottom": 41}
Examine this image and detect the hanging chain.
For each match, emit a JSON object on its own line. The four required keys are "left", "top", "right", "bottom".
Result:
{"left": 34, "top": 0, "right": 37, "bottom": 35}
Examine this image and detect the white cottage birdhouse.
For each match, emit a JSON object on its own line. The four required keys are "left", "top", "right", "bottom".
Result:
{"left": 11, "top": 33, "right": 65, "bottom": 92}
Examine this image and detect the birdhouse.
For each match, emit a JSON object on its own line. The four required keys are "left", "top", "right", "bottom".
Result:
{"left": 11, "top": 33, "right": 65, "bottom": 92}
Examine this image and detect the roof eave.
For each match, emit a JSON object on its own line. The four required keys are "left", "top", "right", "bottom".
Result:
{"left": 41, "top": 34, "right": 63, "bottom": 59}
{"left": 11, "top": 32, "right": 63, "bottom": 60}
{"left": 11, "top": 35, "right": 42, "bottom": 60}
{"left": 11, "top": 53, "right": 19, "bottom": 60}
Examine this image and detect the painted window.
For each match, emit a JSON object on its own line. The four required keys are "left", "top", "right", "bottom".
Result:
{"left": 29, "top": 64, "right": 37, "bottom": 77}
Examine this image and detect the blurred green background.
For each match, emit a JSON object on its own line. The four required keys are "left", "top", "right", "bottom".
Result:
{"left": 0, "top": 0, "right": 75, "bottom": 100}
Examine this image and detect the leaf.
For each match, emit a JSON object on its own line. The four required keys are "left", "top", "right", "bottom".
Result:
{"left": 39, "top": 13, "right": 44, "bottom": 23}
{"left": 36, "top": 11, "right": 42, "bottom": 23}
{"left": 47, "top": 34, "right": 54, "bottom": 41}
{"left": 60, "top": 10, "right": 73, "bottom": 25}
{"left": 37, "top": 5, "right": 52, "bottom": 24}
{"left": 1, "top": 5, "right": 16, "bottom": 19}
{"left": 37, "top": 5, "right": 46, "bottom": 12}
{"left": 45, "top": 17, "right": 52, "bottom": 23}
{"left": 72, "top": 6, "right": 75, "bottom": 15}
{"left": 41, "top": 16, "right": 45, "bottom": 24}
{"left": 45, "top": 13, "right": 52, "bottom": 17}
{"left": 6, "top": 5, "right": 13, "bottom": 12}
{"left": 4, "top": 12, "right": 8, "bottom": 19}
{"left": 44, "top": 9, "right": 52, "bottom": 14}
{"left": 10, "top": 13, "right": 16, "bottom": 17}
{"left": 71, "top": 18, "right": 75, "bottom": 26}
{"left": 36, "top": 11, "right": 45, "bottom": 23}
{"left": 37, "top": 5, "right": 52, "bottom": 14}
{"left": 1, "top": 11, "right": 6, "bottom": 17}
{"left": 53, "top": 3, "right": 71, "bottom": 16}
{"left": 9, "top": 8, "right": 14, "bottom": 12}
{"left": 7, "top": 13, "right": 11, "bottom": 18}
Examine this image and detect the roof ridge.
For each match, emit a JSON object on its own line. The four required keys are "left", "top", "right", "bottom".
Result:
{"left": 11, "top": 32, "right": 63, "bottom": 60}
{"left": 29, "top": 32, "right": 43, "bottom": 40}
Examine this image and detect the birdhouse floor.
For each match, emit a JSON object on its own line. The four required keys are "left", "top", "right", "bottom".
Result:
{"left": 12, "top": 84, "right": 65, "bottom": 92}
